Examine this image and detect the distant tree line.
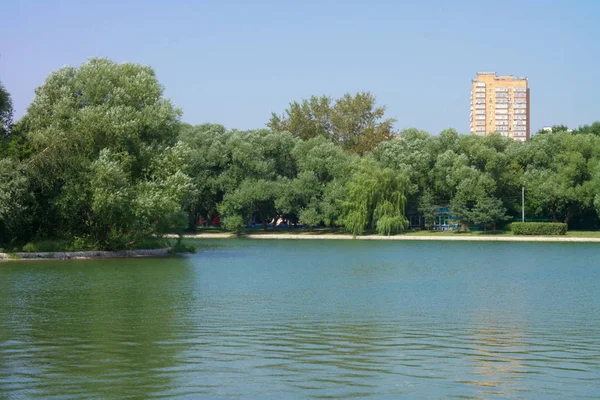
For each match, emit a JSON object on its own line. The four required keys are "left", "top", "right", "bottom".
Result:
{"left": 1, "top": 58, "right": 600, "bottom": 249}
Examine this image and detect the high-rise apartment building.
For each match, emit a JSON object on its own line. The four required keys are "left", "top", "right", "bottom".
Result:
{"left": 470, "top": 72, "right": 530, "bottom": 141}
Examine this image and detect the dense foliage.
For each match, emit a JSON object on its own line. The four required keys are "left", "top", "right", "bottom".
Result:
{"left": 1, "top": 58, "right": 600, "bottom": 249}
{"left": 1, "top": 59, "right": 192, "bottom": 249}
{"left": 0, "top": 81, "right": 12, "bottom": 140}
{"left": 511, "top": 222, "right": 568, "bottom": 235}
{"left": 268, "top": 92, "right": 395, "bottom": 155}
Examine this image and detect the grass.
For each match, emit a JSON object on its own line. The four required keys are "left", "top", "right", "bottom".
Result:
{"left": 565, "top": 231, "right": 600, "bottom": 238}
{"left": 194, "top": 226, "right": 230, "bottom": 233}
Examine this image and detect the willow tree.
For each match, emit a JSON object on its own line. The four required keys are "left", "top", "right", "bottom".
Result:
{"left": 342, "top": 161, "right": 408, "bottom": 236}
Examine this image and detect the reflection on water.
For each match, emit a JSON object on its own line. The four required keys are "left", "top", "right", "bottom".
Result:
{"left": 1, "top": 240, "right": 599, "bottom": 399}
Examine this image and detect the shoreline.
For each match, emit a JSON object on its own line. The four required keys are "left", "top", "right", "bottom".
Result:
{"left": 3, "top": 234, "right": 598, "bottom": 261}
{"left": 168, "top": 233, "right": 600, "bottom": 243}
{"left": 0, "top": 248, "right": 172, "bottom": 262}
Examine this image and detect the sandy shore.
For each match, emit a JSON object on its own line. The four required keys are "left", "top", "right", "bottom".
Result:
{"left": 168, "top": 233, "right": 600, "bottom": 243}
{"left": 0, "top": 248, "right": 172, "bottom": 261}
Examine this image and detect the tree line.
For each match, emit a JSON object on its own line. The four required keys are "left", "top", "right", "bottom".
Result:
{"left": 1, "top": 58, "right": 600, "bottom": 249}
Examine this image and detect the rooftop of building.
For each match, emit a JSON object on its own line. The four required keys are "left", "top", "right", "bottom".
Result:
{"left": 473, "top": 72, "right": 527, "bottom": 81}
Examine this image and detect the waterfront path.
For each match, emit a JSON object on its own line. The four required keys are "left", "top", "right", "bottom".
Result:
{"left": 167, "top": 233, "right": 600, "bottom": 243}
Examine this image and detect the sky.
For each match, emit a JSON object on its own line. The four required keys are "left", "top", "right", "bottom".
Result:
{"left": 1, "top": 0, "right": 599, "bottom": 134}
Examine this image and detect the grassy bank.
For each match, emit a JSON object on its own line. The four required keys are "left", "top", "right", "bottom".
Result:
{"left": 0, "top": 237, "right": 194, "bottom": 254}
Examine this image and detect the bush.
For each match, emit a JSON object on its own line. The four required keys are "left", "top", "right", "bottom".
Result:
{"left": 221, "top": 215, "right": 245, "bottom": 234}
{"left": 169, "top": 238, "right": 196, "bottom": 254}
{"left": 511, "top": 222, "right": 567, "bottom": 235}
{"left": 22, "top": 240, "right": 72, "bottom": 252}
{"left": 21, "top": 242, "right": 38, "bottom": 252}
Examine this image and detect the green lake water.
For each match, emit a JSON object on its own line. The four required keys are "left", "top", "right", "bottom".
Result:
{"left": 1, "top": 239, "right": 599, "bottom": 399}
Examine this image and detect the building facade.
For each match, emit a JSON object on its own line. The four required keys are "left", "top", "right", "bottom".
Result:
{"left": 470, "top": 72, "right": 530, "bottom": 141}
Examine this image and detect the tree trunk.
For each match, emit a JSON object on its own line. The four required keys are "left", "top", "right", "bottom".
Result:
{"left": 258, "top": 210, "right": 267, "bottom": 231}
{"left": 564, "top": 208, "right": 573, "bottom": 226}
{"left": 187, "top": 211, "right": 197, "bottom": 232}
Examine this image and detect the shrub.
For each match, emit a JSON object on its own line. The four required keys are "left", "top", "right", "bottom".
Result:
{"left": 29, "top": 240, "right": 72, "bottom": 252}
{"left": 70, "top": 237, "right": 97, "bottom": 251}
{"left": 221, "top": 215, "right": 245, "bottom": 234}
{"left": 511, "top": 222, "right": 567, "bottom": 235}
{"left": 169, "top": 238, "right": 196, "bottom": 254}
{"left": 21, "top": 242, "right": 38, "bottom": 252}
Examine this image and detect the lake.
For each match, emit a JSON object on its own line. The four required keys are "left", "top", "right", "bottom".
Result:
{"left": 1, "top": 239, "right": 599, "bottom": 399}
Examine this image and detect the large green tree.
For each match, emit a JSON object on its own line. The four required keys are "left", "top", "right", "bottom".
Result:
{"left": 522, "top": 132, "right": 600, "bottom": 226}
{"left": 179, "top": 123, "right": 231, "bottom": 229}
{"left": 268, "top": 92, "right": 396, "bottom": 155}
{"left": 216, "top": 129, "right": 299, "bottom": 232}
{"left": 291, "top": 136, "right": 357, "bottom": 228}
{"left": 15, "top": 58, "right": 191, "bottom": 248}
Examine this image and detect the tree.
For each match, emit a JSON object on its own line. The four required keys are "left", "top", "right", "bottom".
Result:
{"left": 522, "top": 132, "right": 600, "bottom": 226}
{"left": 448, "top": 168, "right": 497, "bottom": 231}
{"left": 342, "top": 161, "right": 408, "bottom": 236}
{"left": 574, "top": 122, "right": 600, "bottom": 136}
{"left": 179, "top": 123, "right": 231, "bottom": 229}
{"left": 15, "top": 58, "right": 189, "bottom": 248}
{"left": 0, "top": 81, "right": 12, "bottom": 140}
{"left": 535, "top": 125, "right": 570, "bottom": 135}
{"left": 268, "top": 96, "right": 332, "bottom": 141}
{"left": 298, "top": 206, "right": 321, "bottom": 231}
{"left": 218, "top": 179, "right": 278, "bottom": 232}
{"left": 269, "top": 92, "right": 396, "bottom": 155}
{"left": 0, "top": 158, "right": 31, "bottom": 244}
{"left": 594, "top": 195, "right": 600, "bottom": 221}
{"left": 88, "top": 145, "right": 193, "bottom": 248}
{"left": 418, "top": 189, "right": 437, "bottom": 229}
{"left": 469, "top": 195, "right": 508, "bottom": 232}
{"left": 289, "top": 136, "right": 357, "bottom": 228}
{"left": 373, "top": 128, "right": 435, "bottom": 197}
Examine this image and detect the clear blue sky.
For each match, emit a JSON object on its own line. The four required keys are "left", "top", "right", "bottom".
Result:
{"left": 1, "top": 0, "right": 599, "bottom": 134}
